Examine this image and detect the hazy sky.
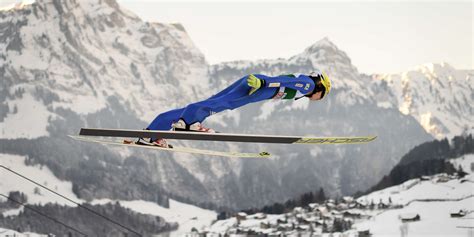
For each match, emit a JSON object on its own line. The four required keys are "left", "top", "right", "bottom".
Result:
{"left": 2, "top": 0, "right": 472, "bottom": 73}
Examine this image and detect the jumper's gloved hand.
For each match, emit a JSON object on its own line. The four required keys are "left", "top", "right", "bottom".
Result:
{"left": 247, "top": 74, "right": 262, "bottom": 95}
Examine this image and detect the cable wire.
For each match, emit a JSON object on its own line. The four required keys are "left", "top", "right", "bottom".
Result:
{"left": 0, "top": 164, "right": 142, "bottom": 236}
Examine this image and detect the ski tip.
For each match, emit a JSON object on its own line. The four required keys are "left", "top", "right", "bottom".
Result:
{"left": 68, "top": 135, "right": 81, "bottom": 140}
{"left": 295, "top": 136, "right": 378, "bottom": 144}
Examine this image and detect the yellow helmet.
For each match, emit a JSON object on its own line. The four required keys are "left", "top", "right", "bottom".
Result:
{"left": 320, "top": 71, "right": 331, "bottom": 96}
{"left": 309, "top": 70, "right": 331, "bottom": 98}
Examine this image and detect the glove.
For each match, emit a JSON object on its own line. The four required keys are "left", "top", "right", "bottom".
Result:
{"left": 247, "top": 74, "right": 262, "bottom": 95}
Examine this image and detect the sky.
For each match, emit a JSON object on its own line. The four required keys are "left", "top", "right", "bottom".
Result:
{"left": 1, "top": 0, "right": 472, "bottom": 74}
{"left": 118, "top": 0, "right": 472, "bottom": 74}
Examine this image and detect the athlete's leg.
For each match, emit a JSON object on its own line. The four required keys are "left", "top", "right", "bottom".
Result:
{"left": 146, "top": 78, "right": 246, "bottom": 131}
{"left": 146, "top": 75, "right": 267, "bottom": 131}
{"left": 179, "top": 78, "right": 259, "bottom": 124}
{"left": 147, "top": 108, "right": 184, "bottom": 131}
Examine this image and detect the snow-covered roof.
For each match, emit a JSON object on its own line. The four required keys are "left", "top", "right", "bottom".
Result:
{"left": 399, "top": 213, "right": 420, "bottom": 220}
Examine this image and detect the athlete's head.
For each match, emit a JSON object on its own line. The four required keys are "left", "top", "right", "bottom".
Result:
{"left": 308, "top": 70, "right": 331, "bottom": 101}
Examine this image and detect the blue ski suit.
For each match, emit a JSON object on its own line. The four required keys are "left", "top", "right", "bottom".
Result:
{"left": 147, "top": 74, "right": 316, "bottom": 131}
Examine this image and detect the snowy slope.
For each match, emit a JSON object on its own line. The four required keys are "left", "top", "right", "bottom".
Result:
{"left": 354, "top": 197, "right": 474, "bottom": 236}
{"left": 452, "top": 154, "right": 474, "bottom": 174}
{"left": 0, "top": 153, "right": 81, "bottom": 206}
{"left": 358, "top": 170, "right": 474, "bottom": 206}
{"left": 0, "top": 94, "right": 54, "bottom": 139}
{"left": 354, "top": 154, "right": 474, "bottom": 236}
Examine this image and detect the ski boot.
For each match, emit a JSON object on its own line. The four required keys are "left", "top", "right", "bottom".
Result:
{"left": 131, "top": 137, "right": 173, "bottom": 148}
{"left": 124, "top": 128, "right": 173, "bottom": 148}
{"left": 172, "top": 119, "right": 216, "bottom": 133}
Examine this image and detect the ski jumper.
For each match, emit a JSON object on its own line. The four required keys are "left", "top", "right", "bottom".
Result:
{"left": 147, "top": 74, "right": 316, "bottom": 131}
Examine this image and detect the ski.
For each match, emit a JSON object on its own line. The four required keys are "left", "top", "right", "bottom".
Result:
{"left": 78, "top": 128, "right": 377, "bottom": 144}
{"left": 68, "top": 135, "right": 270, "bottom": 158}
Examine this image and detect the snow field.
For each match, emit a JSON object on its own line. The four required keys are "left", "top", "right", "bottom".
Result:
{"left": 0, "top": 94, "right": 53, "bottom": 139}
{"left": 354, "top": 154, "right": 474, "bottom": 236}
{"left": 0, "top": 153, "right": 81, "bottom": 206}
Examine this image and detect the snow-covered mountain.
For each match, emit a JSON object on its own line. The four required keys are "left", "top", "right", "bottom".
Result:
{"left": 0, "top": 0, "right": 469, "bottom": 215}
{"left": 0, "top": 0, "right": 209, "bottom": 139}
{"left": 372, "top": 63, "right": 474, "bottom": 139}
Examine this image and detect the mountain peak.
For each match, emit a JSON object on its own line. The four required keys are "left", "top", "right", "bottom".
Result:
{"left": 304, "top": 37, "right": 338, "bottom": 53}
{"left": 294, "top": 37, "right": 355, "bottom": 73}
{"left": 315, "top": 37, "right": 337, "bottom": 47}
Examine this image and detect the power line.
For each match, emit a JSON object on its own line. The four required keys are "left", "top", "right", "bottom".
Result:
{"left": 0, "top": 164, "right": 142, "bottom": 237}
{"left": 0, "top": 193, "right": 88, "bottom": 236}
